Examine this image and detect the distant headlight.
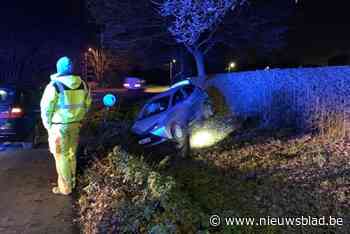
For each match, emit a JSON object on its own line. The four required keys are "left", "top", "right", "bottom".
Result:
{"left": 124, "top": 83, "right": 130, "bottom": 87}
{"left": 135, "top": 84, "right": 141, "bottom": 88}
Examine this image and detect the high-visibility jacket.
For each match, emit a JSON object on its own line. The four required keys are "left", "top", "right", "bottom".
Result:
{"left": 40, "top": 74, "right": 92, "bottom": 129}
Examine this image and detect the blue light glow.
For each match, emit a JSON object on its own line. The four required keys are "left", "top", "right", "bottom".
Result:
{"left": 151, "top": 126, "right": 168, "bottom": 138}
{"left": 103, "top": 94, "right": 117, "bottom": 107}
{"left": 169, "top": 80, "right": 190, "bottom": 89}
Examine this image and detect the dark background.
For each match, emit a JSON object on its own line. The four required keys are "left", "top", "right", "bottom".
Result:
{"left": 0, "top": 0, "right": 349, "bottom": 85}
{"left": 289, "top": 0, "right": 350, "bottom": 65}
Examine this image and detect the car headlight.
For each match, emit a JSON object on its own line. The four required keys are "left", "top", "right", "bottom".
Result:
{"left": 150, "top": 124, "right": 169, "bottom": 138}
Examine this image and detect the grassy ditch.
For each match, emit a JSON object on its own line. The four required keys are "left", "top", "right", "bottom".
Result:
{"left": 76, "top": 110, "right": 350, "bottom": 233}
{"left": 76, "top": 85, "right": 350, "bottom": 233}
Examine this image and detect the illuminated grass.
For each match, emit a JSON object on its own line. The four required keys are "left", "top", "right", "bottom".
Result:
{"left": 190, "top": 115, "right": 236, "bottom": 149}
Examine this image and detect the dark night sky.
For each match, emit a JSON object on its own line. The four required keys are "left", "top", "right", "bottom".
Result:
{"left": 289, "top": 0, "right": 350, "bottom": 64}
{"left": 1, "top": 1, "right": 84, "bottom": 28}
{"left": 0, "top": 0, "right": 89, "bottom": 58}
{"left": 1, "top": 0, "right": 349, "bottom": 66}
{"left": 0, "top": 0, "right": 87, "bottom": 45}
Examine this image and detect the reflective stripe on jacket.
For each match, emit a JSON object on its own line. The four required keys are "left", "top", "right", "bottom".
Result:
{"left": 40, "top": 75, "right": 92, "bottom": 129}
{"left": 51, "top": 80, "right": 89, "bottom": 124}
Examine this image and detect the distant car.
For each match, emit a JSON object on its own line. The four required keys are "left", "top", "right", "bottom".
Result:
{"left": 123, "top": 77, "right": 145, "bottom": 90}
{"left": 131, "top": 80, "right": 213, "bottom": 157}
{"left": 0, "top": 85, "right": 41, "bottom": 148}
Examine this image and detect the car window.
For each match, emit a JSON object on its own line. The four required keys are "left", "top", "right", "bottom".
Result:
{"left": 172, "top": 89, "right": 185, "bottom": 106}
{"left": 141, "top": 96, "right": 170, "bottom": 119}
{"left": 0, "top": 88, "right": 15, "bottom": 105}
{"left": 182, "top": 84, "right": 196, "bottom": 97}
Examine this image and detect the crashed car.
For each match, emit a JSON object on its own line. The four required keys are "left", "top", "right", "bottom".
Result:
{"left": 131, "top": 80, "right": 213, "bottom": 157}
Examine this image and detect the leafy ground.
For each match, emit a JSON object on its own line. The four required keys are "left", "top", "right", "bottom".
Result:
{"left": 75, "top": 110, "right": 350, "bottom": 233}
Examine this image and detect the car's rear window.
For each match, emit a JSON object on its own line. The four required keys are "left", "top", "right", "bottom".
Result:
{"left": 0, "top": 88, "right": 15, "bottom": 105}
{"left": 140, "top": 96, "right": 170, "bottom": 119}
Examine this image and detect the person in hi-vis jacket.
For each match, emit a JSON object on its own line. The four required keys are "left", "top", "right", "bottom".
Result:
{"left": 40, "top": 56, "right": 91, "bottom": 195}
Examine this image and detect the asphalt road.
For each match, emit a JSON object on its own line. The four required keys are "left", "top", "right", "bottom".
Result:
{"left": 0, "top": 148, "right": 78, "bottom": 234}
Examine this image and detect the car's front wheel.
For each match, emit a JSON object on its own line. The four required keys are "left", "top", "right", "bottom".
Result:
{"left": 171, "top": 123, "right": 189, "bottom": 158}
{"left": 203, "top": 101, "right": 214, "bottom": 119}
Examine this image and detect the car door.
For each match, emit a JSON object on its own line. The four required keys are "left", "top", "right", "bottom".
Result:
{"left": 182, "top": 85, "right": 200, "bottom": 123}
{"left": 169, "top": 89, "right": 188, "bottom": 126}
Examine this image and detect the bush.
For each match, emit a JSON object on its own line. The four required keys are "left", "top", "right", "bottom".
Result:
{"left": 207, "top": 67, "right": 350, "bottom": 140}
{"left": 313, "top": 107, "right": 348, "bottom": 142}
{"left": 77, "top": 145, "right": 209, "bottom": 233}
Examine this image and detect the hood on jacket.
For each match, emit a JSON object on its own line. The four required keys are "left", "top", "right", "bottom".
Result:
{"left": 50, "top": 73, "right": 82, "bottom": 89}
{"left": 56, "top": 56, "right": 73, "bottom": 75}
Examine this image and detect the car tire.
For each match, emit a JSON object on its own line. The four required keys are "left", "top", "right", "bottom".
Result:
{"left": 171, "top": 123, "right": 189, "bottom": 158}
{"left": 32, "top": 124, "right": 41, "bottom": 148}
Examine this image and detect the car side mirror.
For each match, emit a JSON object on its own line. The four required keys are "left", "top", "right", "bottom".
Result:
{"left": 103, "top": 93, "right": 117, "bottom": 108}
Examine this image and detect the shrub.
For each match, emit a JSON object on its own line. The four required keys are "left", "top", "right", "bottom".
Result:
{"left": 77, "top": 145, "right": 208, "bottom": 233}
{"left": 208, "top": 67, "right": 350, "bottom": 140}
{"left": 313, "top": 106, "right": 348, "bottom": 141}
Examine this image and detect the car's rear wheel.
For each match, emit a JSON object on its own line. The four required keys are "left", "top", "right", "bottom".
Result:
{"left": 171, "top": 123, "right": 189, "bottom": 158}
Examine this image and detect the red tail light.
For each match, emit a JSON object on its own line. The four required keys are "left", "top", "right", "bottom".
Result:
{"left": 0, "top": 107, "right": 23, "bottom": 119}
{"left": 11, "top": 107, "right": 23, "bottom": 118}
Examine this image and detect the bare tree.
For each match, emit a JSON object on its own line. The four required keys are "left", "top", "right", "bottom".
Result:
{"left": 86, "top": 47, "right": 112, "bottom": 85}
{"left": 86, "top": 0, "right": 169, "bottom": 56}
{"left": 157, "top": 0, "right": 295, "bottom": 84}
{"left": 220, "top": 0, "right": 293, "bottom": 56}
{"left": 157, "top": 0, "right": 247, "bottom": 83}
{"left": 86, "top": 0, "right": 294, "bottom": 84}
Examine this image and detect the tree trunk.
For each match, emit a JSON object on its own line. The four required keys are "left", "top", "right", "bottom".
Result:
{"left": 179, "top": 48, "right": 185, "bottom": 75}
{"left": 193, "top": 49, "right": 206, "bottom": 86}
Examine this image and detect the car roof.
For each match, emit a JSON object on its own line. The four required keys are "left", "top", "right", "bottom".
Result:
{"left": 147, "top": 82, "right": 195, "bottom": 103}
{"left": 124, "top": 77, "right": 142, "bottom": 80}
{"left": 169, "top": 79, "right": 191, "bottom": 89}
{"left": 147, "top": 87, "right": 177, "bottom": 102}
